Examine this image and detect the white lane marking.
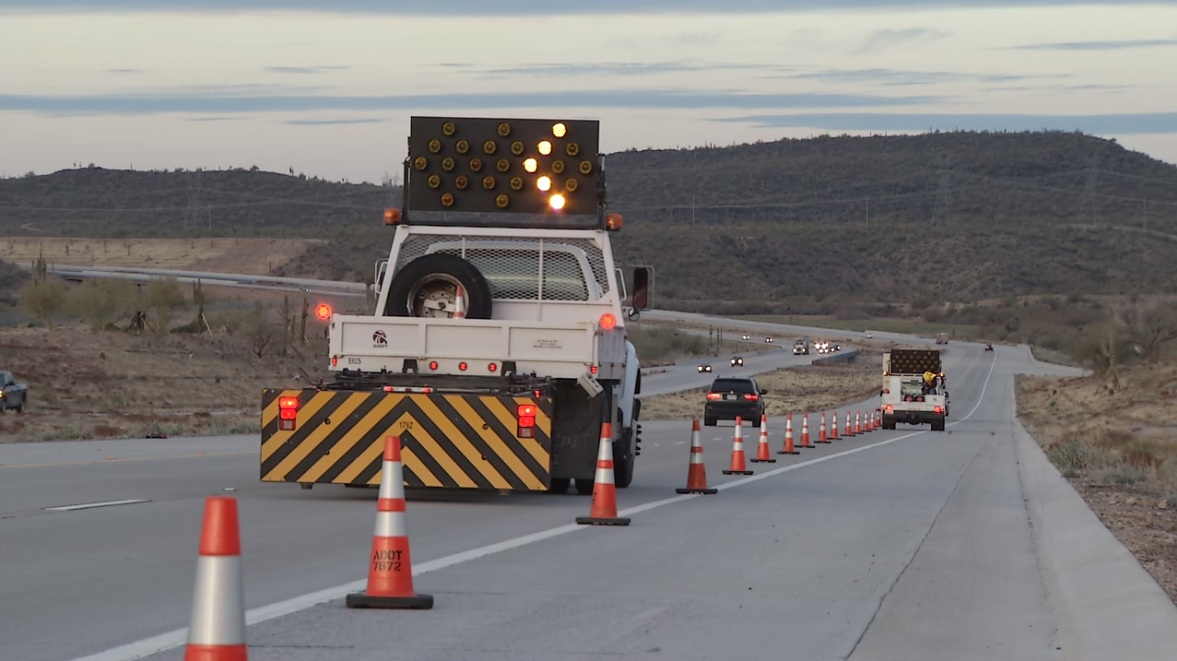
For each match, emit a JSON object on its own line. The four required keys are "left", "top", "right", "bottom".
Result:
{"left": 74, "top": 354, "right": 1000, "bottom": 661}
{"left": 674, "top": 441, "right": 686, "bottom": 445}
{"left": 45, "top": 499, "right": 149, "bottom": 512}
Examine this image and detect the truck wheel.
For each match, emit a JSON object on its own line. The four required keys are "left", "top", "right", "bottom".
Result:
{"left": 384, "top": 253, "right": 493, "bottom": 319}
{"left": 613, "top": 438, "right": 634, "bottom": 489}
{"left": 573, "top": 478, "right": 595, "bottom": 495}
{"left": 932, "top": 420, "right": 946, "bottom": 432}
{"left": 549, "top": 478, "right": 570, "bottom": 494}
{"left": 15, "top": 399, "right": 25, "bottom": 414}
{"left": 704, "top": 417, "right": 716, "bottom": 427}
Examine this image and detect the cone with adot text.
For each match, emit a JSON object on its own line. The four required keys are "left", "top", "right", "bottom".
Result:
{"left": 723, "top": 417, "right": 754, "bottom": 475}
{"left": 677, "top": 419, "right": 718, "bottom": 494}
{"left": 576, "top": 423, "right": 632, "bottom": 525}
{"left": 184, "top": 496, "right": 248, "bottom": 661}
{"left": 778, "top": 412, "right": 799, "bottom": 455}
{"left": 346, "top": 436, "right": 434, "bottom": 609}
{"left": 750, "top": 414, "right": 777, "bottom": 463}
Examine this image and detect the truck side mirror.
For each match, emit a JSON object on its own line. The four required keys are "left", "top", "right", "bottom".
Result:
{"left": 631, "top": 266, "right": 652, "bottom": 310}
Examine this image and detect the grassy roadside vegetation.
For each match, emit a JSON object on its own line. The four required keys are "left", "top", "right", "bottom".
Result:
{"left": 1, "top": 261, "right": 338, "bottom": 443}
{"left": 1014, "top": 305, "right": 1177, "bottom": 604}
{"left": 640, "top": 358, "right": 881, "bottom": 422}
{"left": 626, "top": 323, "right": 769, "bottom": 368}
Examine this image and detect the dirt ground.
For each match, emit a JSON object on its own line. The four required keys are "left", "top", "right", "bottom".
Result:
{"left": 3, "top": 237, "right": 317, "bottom": 275}
{"left": 1017, "top": 361, "right": 1177, "bottom": 605}
{"left": 0, "top": 325, "right": 330, "bottom": 442}
{"left": 641, "top": 358, "right": 882, "bottom": 422}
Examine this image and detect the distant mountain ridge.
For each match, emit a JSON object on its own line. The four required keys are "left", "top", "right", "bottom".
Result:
{"left": 3, "top": 130, "right": 1176, "bottom": 308}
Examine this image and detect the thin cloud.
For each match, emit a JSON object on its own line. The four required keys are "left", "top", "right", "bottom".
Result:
{"left": 188, "top": 116, "right": 238, "bottom": 122}
{"left": 4, "top": 1, "right": 1170, "bottom": 15}
{"left": 0, "top": 89, "right": 944, "bottom": 116}
{"left": 782, "top": 68, "right": 1037, "bottom": 86}
{"left": 284, "top": 118, "right": 384, "bottom": 125}
{"left": 266, "top": 65, "right": 351, "bottom": 74}
{"left": 1008, "top": 38, "right": 1177, "bottom": 51}
{"left": 473, "top": 62, "right": 768, "bottom": 78}
{"left": 857, "top": 28, "right": 951, "bottom": 54}
{"left": 106, "top": 68, "right": 143, "bottom": 74}
{"left": 716, "top": 112, "right": 1177, "bottom": 135}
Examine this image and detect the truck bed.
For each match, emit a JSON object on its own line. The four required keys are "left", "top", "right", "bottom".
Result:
{"left": 329, "top": 314, "right": 610, "bottom": 379}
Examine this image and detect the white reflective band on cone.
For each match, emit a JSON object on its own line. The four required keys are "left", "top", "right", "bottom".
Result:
{"left": 375, "top": 511, "right": 408, "bottom": 538}
{"left": 187, "top": 556, "right": 246, "bottom": 645}
{"left": 378, "top": 459, "right": 405, "bottom": 500}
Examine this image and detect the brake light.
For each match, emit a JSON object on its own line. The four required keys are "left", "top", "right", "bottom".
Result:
{"left": 331, "top": 356, "right": 338, "bottom": 366}
{"left": 278, "top": 396, "right": 299, "bottom": 431}
{"left": 934, "top": 405, "right": 943, "bottom": 414}
{"left": 517, "top": 404, "right": 537, "bottom": 438}
{"left": 591, "top": 365, "right": 598, "bottom": 375}
{"left": 599, "top": 313, "right": 616, "bottom": 330}
{"left": 706, "top": 393, "right": 722, "bottom": 400}
{"left": 744, "top": 393, "right": 759, "bottom": 401}
{"left": 886, "top": 405, "right": 894, "bottom": 413}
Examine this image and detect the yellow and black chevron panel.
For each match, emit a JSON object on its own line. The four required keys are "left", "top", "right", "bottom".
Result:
{"left": 260, "top": 389, "right": 553, "bottom": 491}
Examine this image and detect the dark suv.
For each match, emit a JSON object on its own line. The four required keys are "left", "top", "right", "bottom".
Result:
{"left": 703, "top": 376, "right": 767, "bottom": 427}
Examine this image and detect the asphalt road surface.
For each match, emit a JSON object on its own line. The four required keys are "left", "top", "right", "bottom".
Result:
{"left": 12, "top": 338, "right": 1167, "bottom": 661}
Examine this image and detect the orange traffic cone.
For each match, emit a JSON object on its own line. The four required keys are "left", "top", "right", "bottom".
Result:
{"left": 800, "top": 413, "right": 812, "bottom": 448}
{"left": 875, "top": 410, "right": 882, "bottom": 430}
{"left": 751, "top": 414, "right": 777, "bottom": 463}
{"left": 346, "top": 436, "right": 434, "bottom": 609}
{"left": 778, "top": 413, "right": 799, "bottom": 455}
{"left": 818, "top": 411, "right": 828, "bottom": 443}
{"left": 453, "top": 285, "right": 466, "bottom": 319}
{"left": 576, "top": 423, "right": 631, "bottom": 525}
{"left": 184, "top": 496, "right": 248, "bottom": 661}
{"left": 845, "top": 411, "right": 854, "bottom": 437}
{"left": 830, "top": 411, "right": 840, "bottom": 440}
{"left": 677, "top": 420, "right": 718, "bottom": 494}
{"left": 855, "top": 411, "right": 863, "bottom": 435}
{"left": 722, "top": 417, "right": 754, "bottom": 475}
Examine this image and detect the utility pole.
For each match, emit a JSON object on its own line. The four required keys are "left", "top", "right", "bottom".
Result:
{"left": 1081, "top": 155, "right": 1100, "bottom": 227}
{"left": 932, "top": 155, "right": 952, "bottom": 225}
{"left": 186, "top": 170, "right": 202, "bottom": 233}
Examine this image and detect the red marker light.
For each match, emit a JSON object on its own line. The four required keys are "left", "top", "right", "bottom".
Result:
{"left": 459, "top": 362, "right": 468, "bottom": 371}
{"left": 599, "top": 313, "right": 616, "bottom": 330}
{"left": 429, "top": 361, "right": 439, "bottom": 370}
{"left": 315, "top": 303, "right": 331, "bottom": 320}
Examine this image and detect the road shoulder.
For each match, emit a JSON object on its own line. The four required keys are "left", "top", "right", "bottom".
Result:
{"left": 1015, "top": 417, "right": 1177, "bottom": 660}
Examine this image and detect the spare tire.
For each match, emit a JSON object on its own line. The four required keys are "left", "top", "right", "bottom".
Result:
{"left": 384, "top": 253, "right": 493, "bottom": 319}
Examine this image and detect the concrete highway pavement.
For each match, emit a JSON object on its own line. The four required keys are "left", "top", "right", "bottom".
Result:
{"left": 7, "top": 341, "right": 1170, "bottom": 661}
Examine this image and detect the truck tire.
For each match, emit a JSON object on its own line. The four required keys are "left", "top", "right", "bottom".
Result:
{"left": 384, "top": 254, "right": 493, "bottom": 319}
{"left": 574, "top": 478, "right": 595, "bottom": 495}
{"left": 704, "top": 417, "right": 716, "bottom": 427}
{"left": 613, "top": 434, "right": 634, "bottom": 489}
{"left": 549, "top": 478, "right": 570, "bottom": 494}
{"left": 932, "top": 419, "right": 946, "bottom": 432}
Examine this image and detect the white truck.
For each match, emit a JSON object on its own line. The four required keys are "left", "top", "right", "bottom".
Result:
{"left": 793, "top": 336, "right": 810, "bottom": 355}
{"left": 261, "top": 116, "right": 651, "bottom": 496}
{"left": 879, "top": 349, "right": 948, "bottom": 431}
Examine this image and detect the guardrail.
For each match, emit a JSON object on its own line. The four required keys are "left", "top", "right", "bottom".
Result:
{"left": 812, "top": 349, "right": 859, "bottom": 365}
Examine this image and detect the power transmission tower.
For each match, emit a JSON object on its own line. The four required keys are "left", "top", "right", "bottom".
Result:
{"left": 1080, "top": 155, "right": 1100, "bottom": 226}
{"left": 932, "top": 155, "right": 952, "bottom": 225}
{"left": 186, "top": 170, "right": 202, "bottom": 232}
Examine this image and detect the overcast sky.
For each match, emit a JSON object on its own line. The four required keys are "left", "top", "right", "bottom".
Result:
{"left": 2, "top": 1, "right": 1176, "bottom": 183}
